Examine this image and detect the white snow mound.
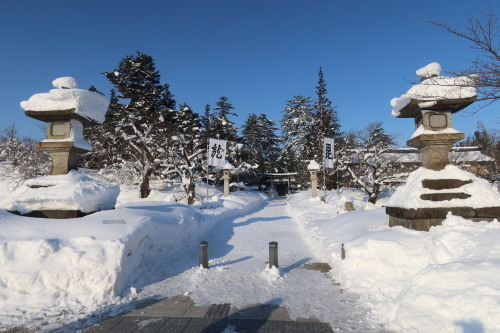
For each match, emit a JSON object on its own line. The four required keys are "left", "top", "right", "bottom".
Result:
{"left": 416, "top": 62, "right": 441, "bottom": 78}
{"left": 0, "top": 170, "right": 120, "bottom": 213}
{"left": 52, "top": 76, "right": 78, "bottom": 89}
{"left": 385, "top": 165, "right": 500, "bottom": 209}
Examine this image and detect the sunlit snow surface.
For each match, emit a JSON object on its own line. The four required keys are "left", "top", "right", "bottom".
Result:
{"left": 1, "top": 179, "right": 499, "bottom": 332}
{"left": 288, "top": 190, "right": 500, "bottom": 333}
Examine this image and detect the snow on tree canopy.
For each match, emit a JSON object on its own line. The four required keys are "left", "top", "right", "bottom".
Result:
{"left": 390, "top": 63, "right": 476, "bottom": 117}
{"left": 20, "top": 77, "right": 110, "bottom": 123}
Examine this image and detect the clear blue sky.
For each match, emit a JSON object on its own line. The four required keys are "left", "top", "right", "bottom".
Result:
{"left": 0, "top": 0, "right": 498, "bottom": 146}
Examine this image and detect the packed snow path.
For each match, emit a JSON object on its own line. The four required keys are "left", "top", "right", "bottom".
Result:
{"left": 133, "top": 198, "right": 379, "bottom": 332}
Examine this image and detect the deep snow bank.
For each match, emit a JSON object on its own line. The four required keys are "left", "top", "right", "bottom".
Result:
{"left": 0, "top": 191, "right": 266, "bottom": 327}
{"left": 287, "top": 190, "right": 500, "bottom": 333}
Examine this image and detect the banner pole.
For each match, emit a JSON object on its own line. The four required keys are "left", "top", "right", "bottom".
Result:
{"left": 323, "top": 166, "right": 326, "bottom": 201}
{"left": 206, "top": 141, "right": 209, "bottom": 199}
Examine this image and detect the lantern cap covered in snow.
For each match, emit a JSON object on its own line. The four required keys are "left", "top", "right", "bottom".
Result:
{"left": 307, "top": 160, "right": 321, "bottom": 171}
{"left": 222, "top": 161, "right": 235, "bottom": 170}
{"left": 390, "top": 62, "right": 477, "bottom": 118}
{"left": 21, "top": 77, "right": 109, "bottom": 124}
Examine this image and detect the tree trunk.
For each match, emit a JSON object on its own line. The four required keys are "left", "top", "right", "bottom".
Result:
{"left": 139, "top": 168, "right": 153, "bottom": 198}
{"left": 368, "top": 192, "right": 378, "bottom": 204}
{"left": 183, "top": 178, "right": 196, "bottom": 205}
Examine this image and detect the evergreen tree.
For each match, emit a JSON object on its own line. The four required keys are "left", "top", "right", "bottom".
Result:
{"left": 100, "top": 51, "right": 177, "bottom": 198}
{"left": 280, "top": 95, "right": 315, "bottom": 185}
{"left": 212, "top": 96, "right": 238, "bottom": 142}
{"left": 88, "top": 85, "right": 104, "bottom": 95}
{"left": 200, "top": 104, "right": 214, "bottom": 144}
{"left": 257, "top": 114, "right": 281, "bottom": 173}
{"left": 211, "top": 96, "right": 239, "bottom": 162}
{"left": 313, "top": 67, "right": 341, "bottom": 157}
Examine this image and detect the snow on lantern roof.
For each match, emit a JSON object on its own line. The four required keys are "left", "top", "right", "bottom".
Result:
{"left": 21, "top": 77, "right": 109, "bottom": 124}
{"left": 415, "top": 62, "right": 441, "bottom": 79}
{"left": 222, "top": 161, "right": 235, "bottom": 170}
{"left": 391, "top": 63, "right": 477, "bottom": 118}
{"left": 307, "top": 160, "right": 320, "bottom": 170}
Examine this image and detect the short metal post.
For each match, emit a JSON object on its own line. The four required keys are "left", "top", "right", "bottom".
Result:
{"left": 269, "top": 241, "right": 278, "bottom": 268}
{"left": 341, "top": 243, "right": 345, "bottom": 260}
{"left": 199, "top": 241, "right": 209, "bottom": 268}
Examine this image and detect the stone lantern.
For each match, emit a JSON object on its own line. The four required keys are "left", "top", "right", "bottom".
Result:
{"left": 222, "top": 161, "right": 234, "bottom": 197}
{"left": 308, "top": 160, "right": 320, "bottom": 198}
{"left": 386, "top": 63, "right": 500, "bottom": 230}
{"left": 0, "top": 77, "right": 119, "bottom": 218}
{"left": 21, "top": 77, "right": 109, "bottom": 175}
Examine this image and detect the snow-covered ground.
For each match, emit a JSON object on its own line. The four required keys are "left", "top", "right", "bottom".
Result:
{"left": 288, "top": 190, "right": 500, "bottom": 333}
{"left": 0, "top": 168, "right": 499, "bottom": 332}
{"left": 0, "top": 178, "right": 267, "bottom": 331}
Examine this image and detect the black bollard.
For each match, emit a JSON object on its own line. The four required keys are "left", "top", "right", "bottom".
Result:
{"left": 341, "top": 243, "right": 345, "bottom": 260}
{"left": 269, "top": 241, "right": 278, "bottom": 268}
{"left": 199, "top": 241, "right": 209, "bottom": 268}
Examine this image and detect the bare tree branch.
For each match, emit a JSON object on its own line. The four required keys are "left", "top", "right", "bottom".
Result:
{"left": 428, "top": 6, "right": 500, "bottom": 111}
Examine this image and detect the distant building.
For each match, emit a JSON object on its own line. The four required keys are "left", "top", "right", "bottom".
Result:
{"left": 342, "top": 146, "right": 495, "bottom": 187}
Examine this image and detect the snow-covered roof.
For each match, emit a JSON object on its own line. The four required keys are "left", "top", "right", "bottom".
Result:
{"left": 21, "top": 77, "right": 110, "bottom": 123}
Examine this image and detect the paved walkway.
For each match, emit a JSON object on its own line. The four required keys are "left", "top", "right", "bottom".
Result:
{"left": 83, "top": 198, "right": 375, "bottom": 332}
{"left": 85, "top": 295, "right": 333, "bottom": 332}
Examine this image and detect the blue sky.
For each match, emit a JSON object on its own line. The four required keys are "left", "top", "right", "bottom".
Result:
{"left": 0, "top": 0, "right": 498, "bottom": 146}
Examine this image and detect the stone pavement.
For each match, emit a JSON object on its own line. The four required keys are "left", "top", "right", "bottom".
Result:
{"left": 84, "top": 295, "right": 333, "bottom": 332}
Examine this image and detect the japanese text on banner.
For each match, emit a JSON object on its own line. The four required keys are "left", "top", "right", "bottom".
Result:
{"left": 324, "top": 137, "right": 334, "bottom": 169}
{"left": 208, "top": 138, "right": 227, "bottom": 167}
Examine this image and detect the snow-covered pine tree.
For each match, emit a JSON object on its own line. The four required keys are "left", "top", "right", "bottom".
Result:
{"left": 87, "top": 85, "right": 104, "bottom": 95}
{"left": 241, "top": 113, "right": 281, "bottom": 183}
{"left": 280, "top": 95, "right": 315, "bottom": 185}
{"left": 102, "top": 51, "right": 177, "bottom": 198}
{"left": 310, "top": 67, "right": 343, "bottom": 190}
{"left": 200, "top": 104, "right": 214, "bottom": 145}
{"left": 211, "top": 96, "right": 239, "bottom": 162}
{"left": 242, "top": 113, "right": 260, "bottom": 165}
{"left": 257, "top": 114, "right": 281, "bottom": 173}
{"left": 163, "top": 103, "right": 204, "bottom": 205}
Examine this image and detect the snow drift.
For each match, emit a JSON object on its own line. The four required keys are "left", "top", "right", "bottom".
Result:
{"left": 287, "top": 190, "right": 500, "bottom": 333}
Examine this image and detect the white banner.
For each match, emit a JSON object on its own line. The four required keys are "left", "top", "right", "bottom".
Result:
{"left": 324, "top": 137, "right": 335, "bottom": 169}
{"left": 208, "top": 138, "right": 227, "bottom": 167}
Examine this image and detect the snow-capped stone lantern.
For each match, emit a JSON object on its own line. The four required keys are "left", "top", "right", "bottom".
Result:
{"left": 21, "top": 77, "right": 109, "bottom": 175}
{"left": 0, "top": 77, "right": 120, "bottom": 218}
{"left": 222, "top": 161, "right": 234, "bottom": 197}
{"left": 308, "top": 160, "right": 320, "bottom": 198}
{"left": 386, "top": 63, "right": 500, "bottom": 231}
